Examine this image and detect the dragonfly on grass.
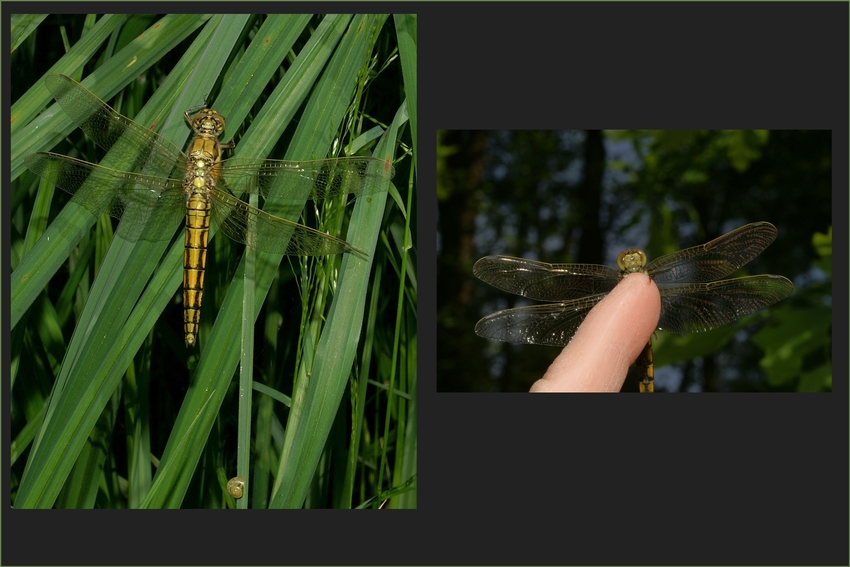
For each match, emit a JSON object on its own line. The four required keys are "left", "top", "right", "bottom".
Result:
{"left": 473, "top": 222, "right": 794, "bottom": 392}
{"left": 25, "top": 75, "right": 394, "bottom": 347}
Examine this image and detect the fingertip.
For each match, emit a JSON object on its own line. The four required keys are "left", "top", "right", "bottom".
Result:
{"left": 532, "top": 273, "right": 660, "bottom": 392}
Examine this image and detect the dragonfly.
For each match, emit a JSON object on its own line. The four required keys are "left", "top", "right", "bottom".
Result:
{"left": 25, "top": 75, "right": 394, "bottom": 347}
{"left": 473, "top": 222, "right": 794, "bottom": 392}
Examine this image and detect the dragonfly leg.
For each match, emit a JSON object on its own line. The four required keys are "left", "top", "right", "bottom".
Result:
{"left": 636, "top": 339, "right": 655, "bottom": 393}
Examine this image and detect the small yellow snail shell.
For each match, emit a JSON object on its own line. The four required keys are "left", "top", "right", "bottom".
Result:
{"left": 227, "top": 477, "right": 245, "bottom": 499}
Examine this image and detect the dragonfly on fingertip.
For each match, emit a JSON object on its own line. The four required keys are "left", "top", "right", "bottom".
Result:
{"left": 473, "top": 222, "right": 794, "bottom": 392}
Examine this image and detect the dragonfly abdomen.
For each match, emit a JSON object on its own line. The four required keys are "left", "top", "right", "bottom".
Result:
{"left": 183, "top": 188, "right": 211, "bottom": 347}
{"left": 183, "top": 162, "right": 211, "bottom": 347}
{"left": 182, "top": 122, "right": 225, "bottom": 348}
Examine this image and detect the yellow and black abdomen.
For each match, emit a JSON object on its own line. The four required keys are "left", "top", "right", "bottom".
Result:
{"left": 183, "top": 186, "right": 211, "bottom": 347}
{"left": 182, "top": 134, "right": 222, "bottom": 347}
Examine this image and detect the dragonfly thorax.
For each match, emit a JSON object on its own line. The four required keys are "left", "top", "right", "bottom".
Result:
{"left": 617, "top": 248, "right": 648, "bottom": 274}
{"left": 184, "top": 139, "right": 221, "bottom": 191}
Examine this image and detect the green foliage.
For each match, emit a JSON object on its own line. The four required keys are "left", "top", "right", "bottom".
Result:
{"left": 11, "top": 14, "right": 417, "bottom": 508}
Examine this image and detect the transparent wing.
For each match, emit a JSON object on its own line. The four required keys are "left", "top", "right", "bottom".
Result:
{"left": 474, "top": 223, "right": 793, "bottom": 347}
{"left": 24, "top": 152, "right": 185, "bottom": 239}
{"left": 44, "top": 74, "right": 186, "bottom": 177}
{"left": 657, "top": 275, "right": 794, "bottom": 334}
{"left": 473, "top": 255, "right": 621, "bottom": 302}
{"left": 208, "top": 157, "right": 394, "bottom": 256}
{"left": 208, "top": 189, "right": 365, "bottom": 256}
{"left": 220, "top": 156, "right": 395, "bottom": 201}
{"left": 474, "top": 296, "right": 607, "bottom": 346}
{"left": 647, "top": 222, "right": 779, "bottom": 284}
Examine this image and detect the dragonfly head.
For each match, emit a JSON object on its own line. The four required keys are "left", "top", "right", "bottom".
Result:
{"left": 617, "top": 248, "right": 647, "bottom": 274}
{"left": 190, "top": 109, "right": 226, "bottom": 139}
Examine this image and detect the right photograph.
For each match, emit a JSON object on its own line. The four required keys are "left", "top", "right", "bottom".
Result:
{"left": 437, "top": 130, "right": 832, "bottom": 393}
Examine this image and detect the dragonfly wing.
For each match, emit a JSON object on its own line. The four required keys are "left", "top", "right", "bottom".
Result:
{"left": 473, "top": 255, "right": 621, "bottom": 302}
{"left": 475, "top": 296, "right": 606, "bottom": 346}
{"left": 657, "top": 275, "right": 794, "bottom": 334}
{"left": 209, "top": 189, "right": 362, "bottom": 256}
{"left": 220, "top": 157, "right": 394, "bottom": 201}
{"left": 25, "top": 152, "right": 185, "bottom": 240}
{"left": 649, "top": 222, "right": 779, "bottom": 284}
{"left": 45, "top": 75, "right": 186, "bottom": 178}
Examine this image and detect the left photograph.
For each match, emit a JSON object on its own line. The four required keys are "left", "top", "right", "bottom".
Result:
{"left": 10, "top": 14, "right": 416, "bottom": 509}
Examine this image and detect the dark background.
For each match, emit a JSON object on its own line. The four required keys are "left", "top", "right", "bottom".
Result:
{"left": 438, "top": 129, "right": 831, "bottom": 393}
{"left": 5, "top": 2, "right": 849, "bottom": 566}
{"left": 421, "top": 2, "right": 848, "bottom": 566}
